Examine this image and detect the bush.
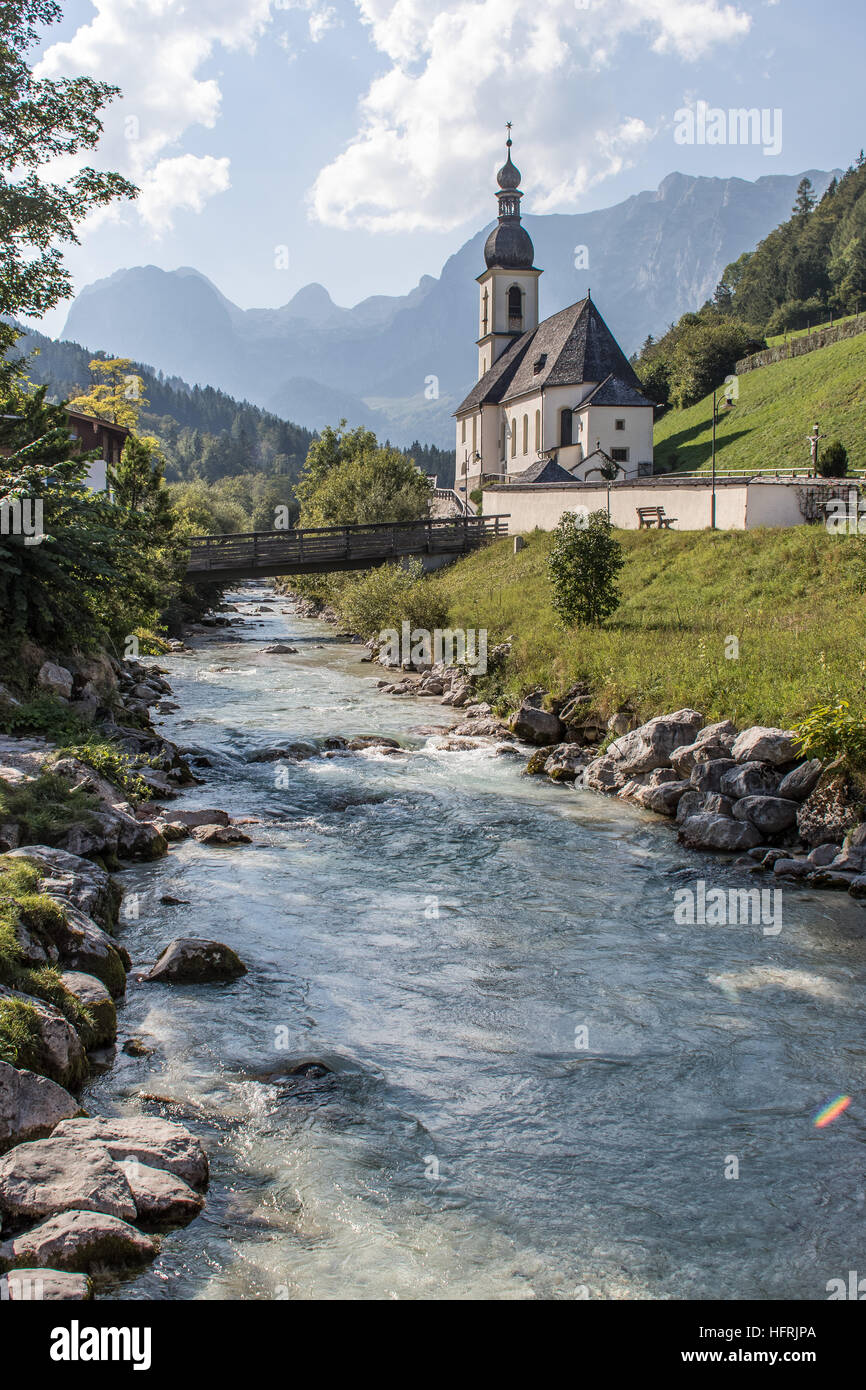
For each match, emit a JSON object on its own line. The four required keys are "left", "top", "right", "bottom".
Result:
{"left": 548, "top": 510, "right": 624, "bottom": 628}
{"left": 792, "top": 699, "right": 866, "bottom": 766}
{"left": 338, "top": 560, "right": 449, "bottom": 641}
{"left": 0, "top": 771, "right": 101, "bottom": 845}
{"left": 818, "top": 440, "right": 848, "bottom": 478}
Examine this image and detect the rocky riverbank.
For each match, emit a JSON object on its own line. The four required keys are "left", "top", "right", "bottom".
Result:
{"left": 354, "top": 617, "right": 866, "bottom": 902}
{"left": 0, "top": 638, "right": 253, "bottom": 1299}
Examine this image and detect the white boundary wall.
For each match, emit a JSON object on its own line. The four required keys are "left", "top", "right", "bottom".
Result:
{"left": 481, "top": 479, "right": 835, "bottom": 532}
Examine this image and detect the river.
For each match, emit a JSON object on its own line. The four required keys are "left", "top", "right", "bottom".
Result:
{"left": 90, "top": 585, "right": 865, "bottom": 1301}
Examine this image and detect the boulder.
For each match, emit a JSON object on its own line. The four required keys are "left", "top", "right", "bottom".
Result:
{"left": 37, "top": 661, "right": 73, "bottom": 700}
{"left": 0, "top": 1061, "right": 79, "bottom": 1154}
{"left": 0, "top": 986, "right": 87, "bottom": 1090}
{"left": 808, "top": 843, "right": 838, "bottom": 866}
{"left": 702, "top": 793, "right": 734, "bottom": 817}
{"left": 607, "top": 708, "right": 704, "bottom": 775}
{"left": 119, "top": 1160, "right": 204, "bottom": 1225}
{"left": 142, "top": 937, "right": 247, "bottom": 986}
{"left": 632, "top": 779, "right": 691, "bottom": 816}
{"left": 191, "top": 824, "right": 252, "bottom": 846}
{"left": 0, "top": 1267, "right": 92, "bottom": 1300}
{"left": 10, "top": 898, "right": 128, "bottom": 1000}
{"left": 675, "top": 789, "right": 704, "bottom": 825}
{"left": 163, "top": 808, "right": 231, "bottom": 826}
{"left": 719, "top": 761, "right": 783, "bottom": 800}
{"left": 582, "top": 755, "right": 627, "bottom": 793}
{"left": 848, "top": 875, "right": 866, "bottom": 899}
{"left": 4, "top": 846, "right": 118, "bottom": 930}
{"left": 773, "top": 857, "right": 813, "bottom": 879}
{"left": 845, "top": 822, "right": 866, "bottom": 848}
{"left": 52, "top": 1117, "right": 208, "bottom": 1190}
{"left": 0, "top": 1138, "right": 136, "bottom": 1224}
{"left": 0, "top": 1209, "right": 155, "bottom": 1273}
{"left": 543, "top": 744, "right": 591, "bottom": 782}
{"left": 261, "top": 644, "right": 298, "bottom": 654}
{"left": 731, "top": 727, "right": 798, "bottom": 765}
{"left": 690, "top": 758, "right": 736, "bottom": 795}
{"left": 509, "top": 700, "right": 564, "bottom": 746}
{"left": 732, "top": 796, "right": 800, "bottom": 836}
{"left": 777, "top": 759, "right": 823, "bottom": 802}
{"left": 59, "top": 972, "right": 117, "bottom": 1048}
{"left": 796, "top": 761, "right": 864, "bottom": 847}
{"left": 678, "top": 814, "right": 762, "bottom": 852}
{"left": 810, "top": 869, "right": 861, "bottom": 891}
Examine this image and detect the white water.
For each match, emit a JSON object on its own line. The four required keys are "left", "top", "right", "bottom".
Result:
{"left": 90, "top": 587, "right": 866, "bottom": 1300}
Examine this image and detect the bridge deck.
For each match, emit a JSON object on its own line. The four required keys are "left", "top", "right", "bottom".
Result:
{"left": 185, "top": 515, "right": 509, "bottom": 583}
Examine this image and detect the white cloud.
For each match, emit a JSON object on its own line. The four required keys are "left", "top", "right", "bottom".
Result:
{"left": 310, "top": 0, "right": 753, "bottom": 232}
{"left": 35, "top": 0, "right": 276, "bottom": 233}
{"left": 138, "top": 154, "right": 232, "bottom": 233}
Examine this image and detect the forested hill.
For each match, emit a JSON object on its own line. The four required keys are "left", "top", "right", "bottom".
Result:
{"left": 13, "top": 324, "right": 314, "bottom": 484}
{"left": 11, "top": 325, "right": 457, "bottom": 487}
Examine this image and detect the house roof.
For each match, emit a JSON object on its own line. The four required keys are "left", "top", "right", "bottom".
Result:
{"left": 455, "top": 298, "right": 644, "bottom": 415}
{"left": 578, "top": 373, "right": 654, "bottom": 409}
{"left": 66, "top": 409, "right": 130, "bottom": 438}
{"left": 514, "top": 456, "right": 576, "bottom": 484}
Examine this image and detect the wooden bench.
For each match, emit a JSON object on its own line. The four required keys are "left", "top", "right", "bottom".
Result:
{"left": 637, "top": 505, "right": 677, "bottom": 529}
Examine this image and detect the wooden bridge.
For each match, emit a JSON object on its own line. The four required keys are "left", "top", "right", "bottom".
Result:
{"left": 185, "top": 514, "right": 509, "bottom": 584}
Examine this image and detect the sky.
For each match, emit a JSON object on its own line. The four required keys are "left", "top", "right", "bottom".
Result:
{"left": 32, "top": 0, "right": 866, "bottom": 334}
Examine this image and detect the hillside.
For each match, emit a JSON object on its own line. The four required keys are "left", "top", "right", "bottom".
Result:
{"left": 431, "top": 528, "right": 866, "bottom": 729}
{"left": 59, "top": 169, "right": 836, "bottom": 447}
{"left": 652, "top": 331, "right": 866, "bottom": 474}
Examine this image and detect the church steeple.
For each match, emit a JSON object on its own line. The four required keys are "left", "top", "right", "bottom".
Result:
{"left": 475, "top": 125, "right": 541, "bottom": 379}
{"left": 484, "top": 125, "right": 535, "bottom": 270}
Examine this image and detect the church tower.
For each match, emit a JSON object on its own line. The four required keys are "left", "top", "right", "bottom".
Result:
{"left": 475, "top": 127, "right": 542, "bottom": 380}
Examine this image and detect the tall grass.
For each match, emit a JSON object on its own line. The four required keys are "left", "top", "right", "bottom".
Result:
{"left": 431, "top": 527, "right": 866, "bottom": 728}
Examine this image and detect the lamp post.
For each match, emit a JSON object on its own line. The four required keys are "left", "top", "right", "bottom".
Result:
{"left": 463, "top": 449, "right": 480, "bottom": 514}
{"left": 710, "top": 389, "right": 735, "bottom": 529}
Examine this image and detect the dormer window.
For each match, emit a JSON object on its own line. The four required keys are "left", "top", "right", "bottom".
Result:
{"left": 533, "top": 353, "right": 547, "bottom": 374}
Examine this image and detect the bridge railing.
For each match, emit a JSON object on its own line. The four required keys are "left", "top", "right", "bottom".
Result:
{"left": 186, "top": 514, "right": 509, "bottom": 574}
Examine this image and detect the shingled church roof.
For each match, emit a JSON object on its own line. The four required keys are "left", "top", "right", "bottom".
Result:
{"left": 455, "top": 298, "right": 646, "bottom": 415}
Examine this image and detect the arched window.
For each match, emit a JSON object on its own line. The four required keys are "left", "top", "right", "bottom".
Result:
{"left": 508, "top": 285, "right": 523, "bottom": 329}
{"left": 511, "top": 419, "right": 517, "bottom": 458}
{"left": 481, "top": 288, "right": 489, "bottom": 335}
{"left": 560, "top": 408, "right": 573, "bottom": 447}
{"left": 472, "top": 416, "right": 477, "bottom": 450}
{"left": 535, "top": 409, "right": 541, "bottom": 452}
{"left": 461, "top": 419, "right": 466, "bottom": 444}
{"left": 501, "top": 419, "right": 506, "bottom": 458}
{"left": 522, "top": 414, "right": 528, "bottom": 453}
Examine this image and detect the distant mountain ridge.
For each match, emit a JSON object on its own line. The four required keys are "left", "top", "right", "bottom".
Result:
{"left": 62, "top": 168, "right": 838, "bottom": 447}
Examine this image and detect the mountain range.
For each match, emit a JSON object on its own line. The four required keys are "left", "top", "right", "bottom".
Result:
{"left": 61, "top": 168, "right": 837, "bottom": 447}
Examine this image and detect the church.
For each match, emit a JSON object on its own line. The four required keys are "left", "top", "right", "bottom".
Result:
{"left": 454, "top": 134, "right": 655, "bottom": 497}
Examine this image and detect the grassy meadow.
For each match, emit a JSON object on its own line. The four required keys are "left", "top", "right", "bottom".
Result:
{"left": 432, "top": 526, "right": 866, "bottom": 729}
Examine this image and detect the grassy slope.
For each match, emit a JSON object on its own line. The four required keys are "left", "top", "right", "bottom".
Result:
{"left": 652, "top": 332, "right": 866, "bottom": 474}
{"left": 765, "top": 312, "right": 860, "bottom": 347}
{"left": 432, "top": 527, "right": 866, "bottom": 729}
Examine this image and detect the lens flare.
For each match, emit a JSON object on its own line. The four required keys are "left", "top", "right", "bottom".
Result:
{"left": 813, "top": 1094, "right": 852, "bottom": 1128}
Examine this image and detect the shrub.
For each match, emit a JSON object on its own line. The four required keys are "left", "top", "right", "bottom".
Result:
{"left": 818, "top": 440, "right": 848, "bottom": 478}
{"left": 792, "top": 699, "right": 866, "bottom": 766}
{"left": 548, "top": 510, "right": 624, "bottom": 628}
{"left": 338, "top": 560, "right": 449, "bottom": 641}
{"left": 55, "top": 740, "right": 152, "bottom": 801}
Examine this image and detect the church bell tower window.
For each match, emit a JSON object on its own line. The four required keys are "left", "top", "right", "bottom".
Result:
{"left": 508, "top": 285, "right": 523, "bottom": 330}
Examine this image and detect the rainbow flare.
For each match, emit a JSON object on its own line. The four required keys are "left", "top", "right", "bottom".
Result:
{"left": 813, "top": 1094, "right": 852, "bottom": 1128}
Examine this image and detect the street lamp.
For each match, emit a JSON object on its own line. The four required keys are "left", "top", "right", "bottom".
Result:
{"left": 463, "top": 449, "right": 480, "bottom": 513}
{"left": 710, "top": 388, "right": 735, "bottom": 529}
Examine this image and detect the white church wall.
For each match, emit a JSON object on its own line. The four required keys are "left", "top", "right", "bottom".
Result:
{"left": 480, "top": 480, "right": 820, "bottom": 532}
{"left": 578, "top": 406, "right": 654, "bottom": 478}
